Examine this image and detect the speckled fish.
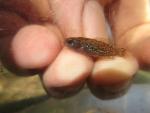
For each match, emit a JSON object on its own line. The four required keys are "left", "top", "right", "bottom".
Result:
{"left": 65, "top": 37, "right": 125, "bottom": 58}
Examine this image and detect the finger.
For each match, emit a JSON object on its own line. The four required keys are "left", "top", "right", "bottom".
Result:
{"left": 1, "top": 25, "right": 61, "bottom": 75}
{"left": 83, "top": 0, "right": 108, "bottom": 41}
{"left": 49, "top": 0, "right": 85, "bottom": 37}
{"left": 0, "top": 0, "right": 62, "bottom": 75}
{"left": 105, "top": 0, "right": 150, "bottom": 69}
{"left": 83, "top": 0, "right": 139, "bottom": 99}
{"left": 89, "top": 54, "right": 138, "bottom": 99}
{"left": 12, "top": 25, "right": 61, "bottom": 69}
{"left": 42, "top": 0, "right": 94, "bottom": 98}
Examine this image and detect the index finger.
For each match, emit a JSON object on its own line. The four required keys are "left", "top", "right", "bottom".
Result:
{"left": 43, "top": 0, "right": 94, "bottom": 98}
{"left": 83, "top": 0, "right": 139, "bottom": 99}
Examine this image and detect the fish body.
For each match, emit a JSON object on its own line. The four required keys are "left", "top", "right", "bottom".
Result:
{"left": 65, "top": 37, "right": 125, "bottom": 58}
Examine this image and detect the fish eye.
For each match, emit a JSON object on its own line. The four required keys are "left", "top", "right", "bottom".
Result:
{"left": 65, "top": 38, "right": 80, "bottom": 48}
{"left": 66, "top": 39, "right": 74, "bottom": 45}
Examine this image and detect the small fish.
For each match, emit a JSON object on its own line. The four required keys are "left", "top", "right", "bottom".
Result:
{"left": 65, "top": 37, "right": 125, "bottom": 58}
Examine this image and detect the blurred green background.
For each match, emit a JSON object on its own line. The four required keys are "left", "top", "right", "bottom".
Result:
{"left": 0, "top": 64, "right": 47, "bottom": 113}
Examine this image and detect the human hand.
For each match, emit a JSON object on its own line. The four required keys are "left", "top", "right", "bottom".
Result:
{"left": 0, "top": 0, "right": 149, "bottom": 99}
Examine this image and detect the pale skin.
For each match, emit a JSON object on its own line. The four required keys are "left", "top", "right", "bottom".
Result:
{"left": 0, "top": 0, "right": 149, "bottom": 98}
